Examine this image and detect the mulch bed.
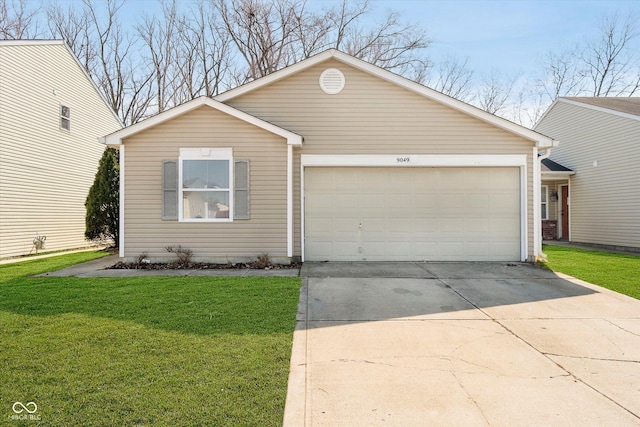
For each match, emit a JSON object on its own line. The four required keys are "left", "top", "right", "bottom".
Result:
{"left": 107, "top": 261, "right": 302, "bottom": 270}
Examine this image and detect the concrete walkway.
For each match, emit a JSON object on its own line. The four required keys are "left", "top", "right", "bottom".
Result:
{"left": 285, "top": 262, "right": 640, "bottom": 426}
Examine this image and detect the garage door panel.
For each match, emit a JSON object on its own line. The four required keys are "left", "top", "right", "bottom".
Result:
{"left": 307, "top": 217, "right": 333, "bottom": 233}
{"left": 334, "top": 194, "right": 359, "bottom": 209}
{"left": 465, "top": 218, "right": 490, "bottom": 232}
{"left": 305, "top": 167, "right": 521, "bottom": 261}
{"left": 331, "top": 217, "right": 359, "bottom": 233}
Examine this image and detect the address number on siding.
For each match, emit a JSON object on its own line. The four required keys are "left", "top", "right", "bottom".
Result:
{"left": 396, "top": 156, "right": 412, "bottom": 164}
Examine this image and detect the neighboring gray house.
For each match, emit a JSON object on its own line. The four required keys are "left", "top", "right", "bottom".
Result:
{"left": 0, "top": 40, "right": 123, "bottom": 259}
{"left": 536, "top": 97, "right": 640, "bottom": 252}
{"left": 104, "top": 49, "right": 555, "bottom": 263}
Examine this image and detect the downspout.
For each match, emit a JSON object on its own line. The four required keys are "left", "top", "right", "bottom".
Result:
{"left": 536, "top": 147, "right": 553, "bottom": 261}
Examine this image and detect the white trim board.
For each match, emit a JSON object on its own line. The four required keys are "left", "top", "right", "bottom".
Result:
{"left": 300, "top": 154, "right": 527, "bottom": 167}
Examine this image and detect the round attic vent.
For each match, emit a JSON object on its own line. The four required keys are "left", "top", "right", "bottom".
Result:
{"left": 319, "top": 68, "right": 345, "bottom": 94}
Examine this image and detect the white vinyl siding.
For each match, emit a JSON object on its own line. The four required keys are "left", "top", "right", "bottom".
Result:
{"left": 0, "top": 41, "right": 122, "bottom": 258}
{"left": 227, "top": 58, "right": 537, "bottom": 259}
{"left": 535, "top": 100, "right": 640, "bottom": 249}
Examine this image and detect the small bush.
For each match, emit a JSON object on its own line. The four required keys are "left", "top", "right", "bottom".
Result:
{"left": 134, "top": 253, "right": 149, "bottom": 268}
{"left": 165, "top": 245, "right": 194, "bottom": 268}
{"left": 254, "top": 253, "right": 272, "bottom": 269}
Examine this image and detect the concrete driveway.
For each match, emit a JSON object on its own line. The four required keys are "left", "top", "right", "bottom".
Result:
{"left": 284, "top": 262, "right": 640, "bottom": 426}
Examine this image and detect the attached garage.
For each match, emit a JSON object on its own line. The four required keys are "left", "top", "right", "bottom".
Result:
{"left": 303, "top": 162, "right": 525, "bottom": 262}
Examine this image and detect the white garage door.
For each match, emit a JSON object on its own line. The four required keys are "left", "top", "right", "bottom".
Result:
{"left": 304, "top": 167, "right": 521, "bottom": 261}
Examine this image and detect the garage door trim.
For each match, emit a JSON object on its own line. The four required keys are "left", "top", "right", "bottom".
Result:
{"left": 300, "top": 154, "right": 528, "bottom": 261}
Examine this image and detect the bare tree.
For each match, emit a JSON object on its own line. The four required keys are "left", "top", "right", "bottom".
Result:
{"left": 336, "top": 9, "right": 431, "bottom": 81}
{"left": 536, "top": 45, "right": 585, "bottom": 103}
{"left": 177, "top": 0, "right": 233, "bottom": 98}
{"left": 1, "top": 0, "right": 41, "bottom": 39}
{"left": 48, "top": 0, "right": 153, "bottom": 125}
{"left": 474, "top": 69, "right": 518, "bottom": 116}
{"left": 426, "top": 54, "right": 474, "bottom": 101}
{"left": 536, "top": 11, "right": 639, "bottom": 101}
{"left": 137, "top": 0, "right": 184, "bottom": 112}
{"left": 214, "top": 0, "right": 300, "bottom": 83}
{"left": 581, "top": 12, "right": 639, "bottom": 96}
{"left": 214, "top": 0, "right": 432, "bottom": 84}
{"left": 46, "top": 2, "right": 95, "bottom": 72}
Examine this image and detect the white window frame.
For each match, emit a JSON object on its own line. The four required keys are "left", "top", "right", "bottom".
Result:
{"left": 541, "top": 185, "right": 549, "bottom": 220}
{"left": 178, "top": 148, "right": 233, "bottom": 222}
{"left": 60, "top": 104, "right": 71, "bottom": 131}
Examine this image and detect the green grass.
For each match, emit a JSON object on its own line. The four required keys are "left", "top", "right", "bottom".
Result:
{"left": 542, "top": 245, "right": 640, "bottom": 299}
{"left": 0, "top": 253, "right": 301, "bottom": 426}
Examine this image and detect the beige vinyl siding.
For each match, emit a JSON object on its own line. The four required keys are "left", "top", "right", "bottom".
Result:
{"left": 122, "top": 106, "right": 289, "bottom": 262}
{"left": 536, "top": 101, "right": 640, "bottom": 249}
{"left": 227, "top": 59, "right": 536, "bottom": 258}
{"left": 0, "top": 42, "right": 122, "bottom": 258}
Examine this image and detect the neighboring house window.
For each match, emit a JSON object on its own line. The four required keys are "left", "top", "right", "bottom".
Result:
{"left": 60, "top": 105, "right": 71, "bottom": 131}
{"left": 179, "top": 148, "right": 233, "bottom": 222}
{"left": 541, "top": 185, "right": 548, "bottom": 220}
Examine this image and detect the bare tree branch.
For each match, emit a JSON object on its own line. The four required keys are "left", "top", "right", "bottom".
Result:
{"left": 426, "top": 54, "right": 474, "bottom": 101}
{"left": 0, "top": 0, "right": 41, "bottom": 39}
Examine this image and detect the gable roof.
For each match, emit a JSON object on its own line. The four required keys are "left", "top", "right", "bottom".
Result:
{"left": 0, "top": 39, "right": 124, "bottom": 128}
{"left": 215, "top": 49, "right": 555, "bottom": 148}
{"left": 536, "top": 97, "right": 640, "bottom": 125}
{"left": 101, "top": 96, "right": 303, "bottom": 146}
{"left": 562, "top": 97, "right": 640, "bottom": 117}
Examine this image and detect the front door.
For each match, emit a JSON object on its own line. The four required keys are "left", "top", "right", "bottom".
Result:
{"left": 560, "top": 185, "right": 569, "bottom": 240}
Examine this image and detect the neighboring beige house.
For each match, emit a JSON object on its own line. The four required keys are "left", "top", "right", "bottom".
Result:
{"left": 103, "top": 49, "right": 555, "bottom": 263}
{"left": 0, "top": 40, "right": 123, "bottom": 259}
{"left": 536, "top": 97, "right": 640, "bottom": 252}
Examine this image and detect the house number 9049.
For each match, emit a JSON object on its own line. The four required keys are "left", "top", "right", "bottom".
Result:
{"left": 396, "top": 157, "right": 411, "bottom": 164}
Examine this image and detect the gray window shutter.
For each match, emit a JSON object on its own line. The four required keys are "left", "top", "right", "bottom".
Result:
{"left": 234, "top": 160, "right": 249, "bottom": 219}
{"left": 162, "top": 160, "right": 178, "bottom": 220}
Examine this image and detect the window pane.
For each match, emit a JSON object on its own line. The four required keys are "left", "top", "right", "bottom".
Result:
{"left": 541, "top": 203, "right": 547, "bottom": 220}
{"left": 61, "top": 105, "right": 70, "bottom": 118}
{"left": 183, "top": 190, "right": 229, "bottom": 219}
{"left": 541, "top": 190, "right": 547, "bottom": 203}
{"left": 183, "top": 160, "right": 229, "bottom": 189}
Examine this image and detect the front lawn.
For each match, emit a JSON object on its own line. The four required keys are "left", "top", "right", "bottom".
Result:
{"left": 0, "top": 252, "right": 300, "bottom": 426}
{"left": 543, "top": 244, "right": 640, "bottom": 299}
